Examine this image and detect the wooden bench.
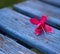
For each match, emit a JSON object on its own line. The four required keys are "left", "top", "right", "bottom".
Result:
{"left": 39, "top": 0, "right": 60, "bottom": 7}
{"left": 0, "top": 8, "right": 60, "bottom": 54}
{"left": 0, "top": 33, "right": 36, "bottom": 54}
{"left": 13, "top": 0, "right": 60, "bottom": 29}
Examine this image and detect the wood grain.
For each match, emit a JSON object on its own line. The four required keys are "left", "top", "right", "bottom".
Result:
{"left": 0, "top": 34, "right": 36, "bottom": 54}
{"left": 13, "top": 0, "right": 60, "bottom": 29}
{"left": 0, "top": 8, "right": 60, "bottom": 54}
{"left": 39, "top": 0, "right": 60, "bottom": 7}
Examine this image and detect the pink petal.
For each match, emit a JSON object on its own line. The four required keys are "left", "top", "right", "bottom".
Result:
{"left": 35, "top": 25, "right": 43, "bottom": 36}
{"left": 35, "top": 28, "right": 41, "bottom": 36}
{"left": 44, "top": 24, "right": 52, "bottom": 33}
{"left": 39, "top": 15, "right": 46, "bottom": 24}
{"left": 30, "top": 18, "right": 39, "bottom": 25}
{"left": 36, "top": 23, "right": 41, "bottom": 29}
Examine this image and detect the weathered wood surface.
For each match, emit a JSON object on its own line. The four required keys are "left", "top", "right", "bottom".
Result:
{"left": 39, "top": 0, "right": 60, "bottom": 7}
{"left": 13, "top": 0, "right": 60, "bottom": 29}
{"left": 0, "top": 34, "right": 36, "bottom": 54}
{"left": 0, "top": 8, "right": 60, "bottom": 54}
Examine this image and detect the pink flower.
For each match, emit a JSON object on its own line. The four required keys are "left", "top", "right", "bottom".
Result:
{"left": 30, "top": 15, "right": 52, "bottom": 36}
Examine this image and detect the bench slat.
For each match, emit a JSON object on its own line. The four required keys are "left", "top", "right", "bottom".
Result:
{"left": 0, "top": 34, "right": 36, "bottom": 54}
{"left": 13, "top": 1, "right": 60, "bottom": 29}
{"left": 39, "top": 0, "right": 60, "bottom": 7}
{"left": 0, "top": 8, "right": 60, "bottom": 54}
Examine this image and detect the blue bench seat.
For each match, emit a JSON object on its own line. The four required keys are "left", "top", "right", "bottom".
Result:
{"left": 13, "top": 1, "right": 60, "bottom": 29}
{"left": 39, "top": 0, "right": 60, "bottom": 7}
{"left": 0, "top": 8, "right": 60, "bottom": 54}
{"left": 0, "top": 33, "right": 36, "bottom": 54}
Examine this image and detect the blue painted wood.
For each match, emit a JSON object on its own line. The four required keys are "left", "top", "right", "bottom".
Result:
{"left": 13, "top": 1, "right": 60, "bottom": 29}
{"left": 0, "top": 33, "right": 36, "bottom": 54}
{"left": 39, "top": 0, "right": 60, "bottom": 7}
{"left": 0, "top": 8, "right": 60, "bottom": 54}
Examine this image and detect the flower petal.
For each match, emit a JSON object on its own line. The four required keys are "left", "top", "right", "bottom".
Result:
{"left": 35, "top": 28, "right": 41, "bottom": 35}
{"left": 35, "top": 26, "right": 42, "bottom": 36}
{"left": 30, "top": 18, "right": 39, "bottom": 25}
{"left": 40, "top": 15, "right": 46, "bottom": 24}
{"left": 44, "top": 24, "right": 52, "bottom": 33}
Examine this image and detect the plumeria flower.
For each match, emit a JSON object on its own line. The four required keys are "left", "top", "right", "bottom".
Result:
{"left": 30, "top": 15, "right": 52, "bottom": 36}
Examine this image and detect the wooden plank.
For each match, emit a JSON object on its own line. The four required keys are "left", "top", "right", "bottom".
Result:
{"left": 0, "top": 8, "right": 60, "bottom": 54}
{"left": 39, "top": 0, "right": 60, "bottom": 7}
{"left": 0, "top": 33, "right": 36, "bottom": 54}
{"left": 13, "top": 1, "right": 60, "bottom": 29}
